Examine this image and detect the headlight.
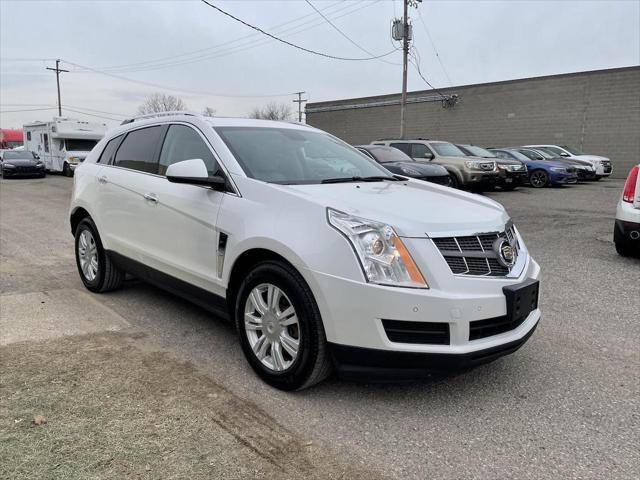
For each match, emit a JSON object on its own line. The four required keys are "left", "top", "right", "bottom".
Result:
{"left": 550, "top": 167, "right": 566, "bottom": 172}
{"left": 327, "top": 208, "right": 428, "bottom": 288}
{"left": 400, "top": 166, "right": 421, "bottom": 176}
{"left": 68, "top": 156, "right": 78, "bottom": 162}
{"left": 2, "top": 163, "right": 16, "bottom": 169}
{"left": 497, "top": 164, "right": 507, "bottom": 170}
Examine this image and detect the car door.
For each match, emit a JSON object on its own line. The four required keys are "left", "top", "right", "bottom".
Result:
{"left": 96, "top": 125, "right": 166, "bottom": 262}
{"left": 139, "top": 123, "right": 225, "bottom": 295}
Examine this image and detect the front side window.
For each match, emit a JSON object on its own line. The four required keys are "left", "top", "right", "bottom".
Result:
{"left": 542, "top": 146, "right": 565, "bottom": 156}
{"left": 517, "top": 149, "right": 543, "bottom": 161}
{"left": 159, "top": 125, "right": 218, "bottom": 176}
{"left": 561, "top": 145, "right": 583, "bottom": 155}
{"left": 98, "top": 135, "right": 123, "bottom": 164}
{"left": 114, "top": 126, "right": 164, "bottom": 174}
{"left": 410, "top": 143, "right": 432, "bottom": 159}
{"left": 430, "top": 142, "right": 465, "bottom": 157}
{"left": 215, "top": 127, "right": 391, "bottom": 184}
{"left": 65, "top": 139, "right": 98, "bottom": 151}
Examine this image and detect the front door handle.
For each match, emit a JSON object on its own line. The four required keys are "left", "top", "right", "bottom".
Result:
{"left": 98, "top": 175, "right": 108, "bottom": 184}
{"left": 143, "top": 193, "right": 158, "bottom": 204}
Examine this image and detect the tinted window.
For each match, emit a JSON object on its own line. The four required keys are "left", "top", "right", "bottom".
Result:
{"left": 517, "top": 149, "right": 543, "bottom": 160}
{"left": 159, "top": 125, "right": 218, "bottom": 176}
{"left": 411, "top": 143, "right": 432, "bottom": 158}
{"left": 43, "top": 133, "right": 49, "bottom": 153}
{"left": 390, "top": 143, "right": 411, "bottom": 156}
{"left": 27, "top": 131, "right": 31, "bottom": 140}
{"left": 114, "top": 126, "right": 163, "bottom": 174}
{"left": 542, "top": 146, "right": 564, "bottom": 156}
{"left": 65, "top": 139, "right": 98, "bottom": 151}
{"left": 98, "top": 135, "right": 123, "bottom": 164}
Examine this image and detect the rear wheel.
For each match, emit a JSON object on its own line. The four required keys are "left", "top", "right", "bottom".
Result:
{"left": 74, "top": 218, "right": 124, "bottom": 292}
{"left": 235, "top": 261, "right": 331, "bottom": 390}
{"left": 529, "top": 169, "right": 549, "bottom": 188}
{"left": 448, "top": 173, "right": 459, "bottom": 189}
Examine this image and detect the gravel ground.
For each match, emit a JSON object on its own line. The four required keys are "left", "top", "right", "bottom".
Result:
{"left": 1, "top": 175, "right": 638, "bottom": 479}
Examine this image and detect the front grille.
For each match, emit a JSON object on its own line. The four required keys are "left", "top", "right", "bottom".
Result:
{"left": 566, "top": 167, "right": 576, "bottom": 174}
{"left": 432, "top": 224, "right": 520, "bottom": 277}
{"left": 479, "top": 162, "right": 495, "bottom": 171}
{"left": 602, "top": 161, "right": 612, "bottom": 173}
{"left": 382, "top": 319, "right": 450, "bottom": 345}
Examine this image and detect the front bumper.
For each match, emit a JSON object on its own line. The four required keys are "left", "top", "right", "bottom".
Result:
{"left": 2, "top": 166, "right": 45, "bottom": 176}
{"left": 461, "top": 170, "right": 500, "bottom": 186}
{"left": 549, "top": 172, "right": 578, "bottom": 185}
{"left": 498, "top": 170, "right": 528, "bottom": 186}
{"left": 329, "top": 321, "right": 538, "bottom": 380}
{"left": 575, "top": 169, "right": 598, "bottom": 181}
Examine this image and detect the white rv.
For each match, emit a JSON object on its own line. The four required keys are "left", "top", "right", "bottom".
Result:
{"left": 23, "top": 118, "right": 107, "bottom": 176}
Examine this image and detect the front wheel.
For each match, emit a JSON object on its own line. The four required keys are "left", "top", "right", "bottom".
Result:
{"left": 448, "top": 173, "right": 460, "bottom": 189}
{"left": 63, "top": 162, "right": 73, "bottom": 177}
{"left": 74, "top": 218, "right": 124, "bottom": 292}
{"left": 235, "top": 261, "right": 331, "bottom": 390}
{"left": 529, "top": 169, "right": 549, "bottom": 188}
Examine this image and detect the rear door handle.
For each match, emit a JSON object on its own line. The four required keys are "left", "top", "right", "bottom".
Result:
{"left": 143, "top": 193, "right": 158, "bottom": 204}
{"left": 98, "top": 175, "right": 108, "bottom": 184}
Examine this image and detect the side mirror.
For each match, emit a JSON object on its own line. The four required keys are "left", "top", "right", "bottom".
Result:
{"left": 166, "top": 158, "right": 226, "bottom": 191}
{"left": 560, "top": 152, "right": 569, "bottom": 157}
{"left": 424, "top": 152, "right": 434, "bottom": 160}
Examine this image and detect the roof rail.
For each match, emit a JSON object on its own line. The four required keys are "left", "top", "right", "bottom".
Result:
{"left": 120, "top": 111, "right": 200, "bottom": 125}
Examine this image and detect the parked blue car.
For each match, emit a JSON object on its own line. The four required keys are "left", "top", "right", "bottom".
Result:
{"left": 489, "top": 148, "right": 578, "bottom": 188}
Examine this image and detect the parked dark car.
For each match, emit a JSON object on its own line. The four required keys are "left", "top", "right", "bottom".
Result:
{"left": 489, "top": 148, "right": 578, "bottom": 188}
{"left": 356, "top": 145, "right": 452, "bottom": 186}
{"left": 518, "top": 147, "right": 597, "bottom": 181}
{"left": 456, "top": 144, "right": 527, "bottom": 190}
{"left": 0, "top": 150, "right": 45, "bottom": 178}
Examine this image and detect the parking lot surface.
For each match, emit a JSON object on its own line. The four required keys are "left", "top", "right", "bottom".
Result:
{"left": 1, "top": 175, "right": 638, "bottom": 479}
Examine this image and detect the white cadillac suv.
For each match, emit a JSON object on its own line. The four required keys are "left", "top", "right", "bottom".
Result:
{"left": 614, "top": 164, "right": 640, "bottom": 257}
{"left": 69, "top": 112, "right": 541, "bottom": 390}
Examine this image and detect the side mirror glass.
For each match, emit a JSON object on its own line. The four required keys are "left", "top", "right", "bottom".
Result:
{"left": 560, "top": 152, "right": 569, "bottom": 157}
{"left": 166, "top": 158, "right": 226, "bottom": 191}
{"left": 424, "top": 152, "right": 434, "bottom": 160}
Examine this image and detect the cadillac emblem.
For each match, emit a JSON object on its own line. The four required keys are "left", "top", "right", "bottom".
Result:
{"left": 494, "top": 238, "right": 515, "bottom": 268}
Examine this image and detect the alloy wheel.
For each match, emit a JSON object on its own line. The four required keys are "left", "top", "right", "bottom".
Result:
{"left": 78, "top": 230, "right": 99, "bottom": 281}
{"left": 244, "top": 283, "right": 300, "bottom": 372}
{"left": 530, "top": 171, "right": 547, "bottom": 188}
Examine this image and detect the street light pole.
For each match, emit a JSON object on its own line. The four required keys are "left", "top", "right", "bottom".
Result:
{"left": 400, "top": 0, "right": 409, "bottom": 139}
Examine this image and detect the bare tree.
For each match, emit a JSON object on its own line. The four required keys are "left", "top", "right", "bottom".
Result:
{"left": 202, "top": 106, "right": 216, "bottom": 117}
{"left": 248, "top": 102, "right": 292, "bottom": 121}
{"left": 137, "top": 93, "right": 187, "bottom": 115}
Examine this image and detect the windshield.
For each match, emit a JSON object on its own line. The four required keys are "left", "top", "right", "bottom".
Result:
{"left": 365, "top": 146, "right": 414, "bottom": 163}
{"left": 214, "top": 127, "right": 393, "bottom": 184}
{"left": 497, "top": 149, "right": 529, "bottom": 162}
{"left": 561, "top": 145, "right": 583, "bottom": 155}
{"left": 65, "top": 139, "right": 98, "bottom": 151}
{"left": 2, "top": 151, "right": 34, "bottom": 160}
{"left": 462, "top": 145, "right": 496, "bottom": 158}
{"left": 430, "top": 142, "right": 465, "bottom": 157}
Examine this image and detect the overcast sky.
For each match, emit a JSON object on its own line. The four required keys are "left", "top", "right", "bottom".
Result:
{"left": 1, "top": 0, "right": 639, "bottom": 128}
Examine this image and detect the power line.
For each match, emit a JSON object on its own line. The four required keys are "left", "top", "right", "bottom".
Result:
{"left": 304, "top": 0, "right": 400, "bottom": 66}
{"left": 0, "top": 107, "right": 57, "bottom": 113}
{"left": 408, "top": 46, "right": 448, "bottom": 99}
{"left": 416, "top": 9, "right": 453, "bottom": 86}
{"left": 199, "top": 0, "right": 397, "bottom": 62}
{"left": 63, "top": 107, "right": 122, "bottom": 122}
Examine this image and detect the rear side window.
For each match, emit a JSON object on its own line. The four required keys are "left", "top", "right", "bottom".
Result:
{"left": 390, "top": 143, "right": 411, "bottom": 156}
{"left": 98, "top": 135, "right": 123, "bottom": 164}
{"left": 114, "top": 126, "right": 164, "bottom": 174}
{"left": 158, "top": 125, "right": 218, "bottom": 176}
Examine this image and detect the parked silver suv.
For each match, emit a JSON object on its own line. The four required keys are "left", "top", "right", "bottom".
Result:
{"left": 372, "top": 139, "right": 499, "bottom": 190}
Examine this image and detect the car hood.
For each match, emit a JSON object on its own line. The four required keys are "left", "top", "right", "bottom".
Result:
{"left": 282, "top": 180, "right": 509, "bottom": 237}
{"left": 574, "top": 154, "right": 609, "bottom": 162}
{"left": 2, "top": 158, "right": 38, "bottom": 166}
{"left": 385, "top": 161, "right": 448, "bottom": 176}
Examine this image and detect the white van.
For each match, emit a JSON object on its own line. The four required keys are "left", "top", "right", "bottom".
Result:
{"left": 23, "top": 118, "right": 107, "bottom": 176}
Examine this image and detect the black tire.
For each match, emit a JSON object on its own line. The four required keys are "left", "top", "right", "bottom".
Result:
{"left": 63, "top": 162, "right": 73, "bottom": 177}
{"left": 593, "top": 176, "right": 602, "bottom": 181}
{"left": 39, "top": 172, "right": 46, "bottom": 178}
{"left": 529, "top": 169, "right": 549, "bottom": 188}
{"left": 74, "top": 217, "right": 124, "bottom": 293}
{"left": 615, "top": 241, "right": 638, "bottom": 258}
{"left": 448, "top": 173, "right": 460, "bottom": 189}
{"left": 235, "top": 261, "right": 332, "bottom": 390}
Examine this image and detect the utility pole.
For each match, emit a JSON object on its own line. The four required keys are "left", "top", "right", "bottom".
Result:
{"left": 400, "top": 0, "right": 409, "bottom": 139}
{"left": 293, "top": 91, "right": 307, "bottom": 123}
{"left": 46, "top": 59, "right": 68, "bottom": 117}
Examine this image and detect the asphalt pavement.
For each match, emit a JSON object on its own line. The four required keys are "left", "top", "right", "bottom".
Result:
{"left": 1, "top": 175, "right": 638, "bottom": 479}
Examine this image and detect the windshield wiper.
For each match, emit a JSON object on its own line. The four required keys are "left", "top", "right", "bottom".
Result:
{"left": 321, "top": 176, "right": 398, "bottom": 184}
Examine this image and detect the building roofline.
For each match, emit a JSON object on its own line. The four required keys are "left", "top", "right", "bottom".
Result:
{"left": 306, "top": 65, "right": 640, "bottom": 108}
